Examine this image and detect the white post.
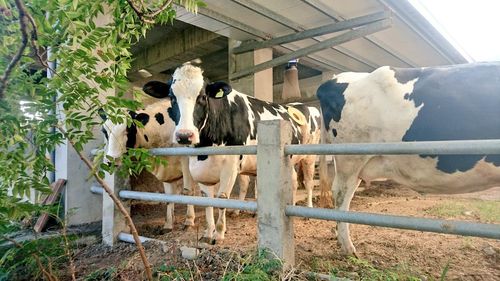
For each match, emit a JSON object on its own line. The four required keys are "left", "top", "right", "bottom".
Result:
{"left": 102, "top": 173, "right": 130, "bottom": 246}
{"left": 256, "top": 120, "right": 295, "bottom": 267}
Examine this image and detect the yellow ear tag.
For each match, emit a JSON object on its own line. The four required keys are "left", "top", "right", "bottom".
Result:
{"left": 287, "top": 106, "right": 307, "bottom": 126}
{"left": 215, "top": 89, "right": 224, "bottom": 98}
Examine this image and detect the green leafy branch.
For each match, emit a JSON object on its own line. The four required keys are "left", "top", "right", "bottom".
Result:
{"left": 1, "top": 0, "right": 203, "bottom": 280}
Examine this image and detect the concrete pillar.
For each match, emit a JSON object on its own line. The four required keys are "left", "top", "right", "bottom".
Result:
{"left": 256, "top": 120, "right": 295, "bottom": 267}
{"left": 102, "top": 173, "right": 130, "bottom": 245}
{"left": 253, "top": 48, "right": 273, "bottom": 102}
{"left": 229, "top": 39, "right": 273, "bottom": 101}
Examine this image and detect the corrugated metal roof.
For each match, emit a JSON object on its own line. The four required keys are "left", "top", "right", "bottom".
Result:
{"left": 171, "top": 0, "right": 466, "bottom": 73}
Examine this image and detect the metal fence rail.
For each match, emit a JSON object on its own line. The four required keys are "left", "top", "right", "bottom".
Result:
{"left": 286, "top": 205, "right": 500, "bottom": 239}
{"left": 98, "top": 120, "right": 500, "bottom": 267}
{"left": 147, "top": 139, "right": 500, "bottom": 156}
{"left": 119, "top": 190, "right": 257, "bottom": 212}
{"left": 149, "top": 145, "right": 257, "bottom": 156}
{"left": 91, "top": 185, "right": 500, "bottom": 239}
{"left": 285, "top": 139, "right": 500, "bottom": 155}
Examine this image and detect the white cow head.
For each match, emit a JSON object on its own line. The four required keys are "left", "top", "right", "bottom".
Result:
{"left": 142, "top": 64, "right": 233, "bottom": 146}
{"left": 102, "top": 118, "right": 128, "bottom": 160}
{"left": 100, "top": 110, "right": 148, "bottom": 161}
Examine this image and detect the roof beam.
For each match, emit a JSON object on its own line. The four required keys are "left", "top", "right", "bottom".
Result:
{"left": 230, "top": 19, "right": 392, "bottom": 80}
{"left": 232, "top": 0, "right": 380, "bottom": 71}
{"left": 303, "top": 0, "right": 417, "bottom": 67}
{"left": 232, "top": 11, "right": 391, "bottom": 55}
{"left": 232, "top": 0, "right": 305, "bottom": 31}
{"left": 196, "top": 6, "right": 271, "bottom": 39}
{"left": 274, "top": 45, "right": 347, "bottom": 72}
{"left": 180, "top": 4, "right": 345, "bottom": 72}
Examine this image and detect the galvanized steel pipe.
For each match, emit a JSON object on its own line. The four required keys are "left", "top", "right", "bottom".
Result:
{"left": 91, "top": 186, "right": 500, "bottom": 240}
{"left": 285, "top": 139, "right": 500, "bottom": 155}
{"left": 118, "top": 232, "right": 153, "bottom": 244}
{"left": 90, "top": 185, "right": 104, "bottom": 195}
{"left": 286, "top": 206, "right": 500, "bottom": 239}
{"left": 119, "top": 190, "right": 258, "bottom": 212}
{"left": 149, "top": 145, "right": 257, "bottom": 156}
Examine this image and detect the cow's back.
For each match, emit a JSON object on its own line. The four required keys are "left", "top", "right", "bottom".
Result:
{"left": 317, "top": 63, "right": 500, "bottom": 194}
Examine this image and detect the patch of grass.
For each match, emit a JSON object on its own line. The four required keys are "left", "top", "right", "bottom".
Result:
{"left": 84, "top": 267, "right": 117, "bottom": 281}
{"left": 439, "top": 262, "right": 450, "bottom": 281}
{"left": 329, "top": 257, "right": 425, "bottom": 281}
{"left": 0, "top": 222, "right": 21, "bottom": 236}
{"left": 470, "top": 200, "right": 500, "bottom": 222}
{"left": 310, "top": 257, "right": 336, "bottom": 274}
{"left": 425, "top": 200, "right": 500, "bottom": 222}
{"left": 0, "top": 235, "right": 76, "bottom": 281}
{"left": 426, "top": 202, "right": 468, "bottom": 218}
{"left": 222, "top": 250, "right": 282, "bottom": 281}
{"left": 461, "top": 237, "right": 475, "bottom": 250}
{"left": 155, "top": 264, "right": 193, "bottom": 281}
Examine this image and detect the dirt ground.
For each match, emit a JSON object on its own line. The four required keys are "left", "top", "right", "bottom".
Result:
{"left": 71, "top": 174, "right": 500, "bottom": 280}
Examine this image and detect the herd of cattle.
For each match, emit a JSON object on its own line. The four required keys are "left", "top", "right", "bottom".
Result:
{"left": 102, "top": 62, "right": 500, "bottom": 255}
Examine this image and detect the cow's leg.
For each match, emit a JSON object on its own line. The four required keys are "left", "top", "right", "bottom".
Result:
{"left": 214, "top": 156, "right": 239, "bottom": 242}
{"left": 302, "top": 156, "right": 316, "bottom": 208}
{"left": 199, "top": 184, "right": 216, "bottom": 243}
{"left": 254, "top": 177, "right": 258, "bottom": 198}
{"left": 291, "top": 168, "right": 299, "bottom": 205}
{"left": 329, "top": 155, "right": 369, "bottom": 256}
{"left": 183, "top": 183, "right": 196, "bottom": 229}
{"left": 332, "top": 171, "right": 362, "bottom": 256}
{"left": 181, "top": 156, "right": 194, "bottom": 195}
{"left": 179, "top": 157, "right": 196, "bottom": 229}
{"left": 163, "top": 182, "right": 175, "bottom": 231}
{"left": 231, "top": 174, "right": 251, "bottom": 216}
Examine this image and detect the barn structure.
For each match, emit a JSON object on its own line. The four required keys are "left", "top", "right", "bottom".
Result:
{"left": 57, "top": 0, "right": 468, "bottom": 235}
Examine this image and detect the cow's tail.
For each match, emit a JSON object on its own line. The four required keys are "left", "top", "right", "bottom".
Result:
{"left": 318, "top": 108, "right": 333, "bottom": 208}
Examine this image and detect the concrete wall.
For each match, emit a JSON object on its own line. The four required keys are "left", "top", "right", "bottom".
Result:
{"left": 57, "top": 9, "right": 115, "bottom": 226}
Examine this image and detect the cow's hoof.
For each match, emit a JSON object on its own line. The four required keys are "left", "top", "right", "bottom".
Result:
{"left": 199, "top": 237, "right": 216, "bottom": 245}
{"left": 228, "top": 210, "right": 240, "bottom": 217}
{"left": 182, "top": 225, "right": 194, "bottom": 231}
{"left": 340, "top": 250, "right": 359, "bottom": 258}
{"left": 159, "top": 228, "right": 173, "bottom": 235}
{"left": 331, "top": 227, "right": 338, "bottom": 238}
{"left": 182, "top": 188, "right": 192, "bottom": 196}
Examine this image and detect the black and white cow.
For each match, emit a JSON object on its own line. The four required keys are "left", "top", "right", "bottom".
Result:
{"left": 101, "top": 100, "right": 196, "bottom": 231}
{"left": 143, "top": 64, "right": 321, "bottom": 243}
{"left": 317, "top": 62, "right": 500, "bottom": 255}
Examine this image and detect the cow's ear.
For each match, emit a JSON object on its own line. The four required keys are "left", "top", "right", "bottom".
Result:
{"left": 206, "top": 82, "right": 232, "bottom": 99}
{"left": 98, "top": 109, "right": 107, "bottom": 121}
{"left": 143, "top": 81, "right": 171, "bottom": 99}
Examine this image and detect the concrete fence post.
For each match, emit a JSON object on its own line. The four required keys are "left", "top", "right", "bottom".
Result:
{"left": 102, "top": 173, "right": 130, "bottom": 246}
{"left": 256, "top": 120, "right": 295, "bottom": 267}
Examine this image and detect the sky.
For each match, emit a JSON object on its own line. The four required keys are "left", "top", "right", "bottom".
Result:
{"left": 408, "top": 0, "right": 500, "bottom": 62}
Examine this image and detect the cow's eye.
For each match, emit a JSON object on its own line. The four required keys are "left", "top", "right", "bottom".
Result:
{"left": 196, "top": 94, "right": 208, "bottom": 105}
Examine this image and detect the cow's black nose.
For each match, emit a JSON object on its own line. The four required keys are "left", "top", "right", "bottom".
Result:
{"left": 176, "top": 130, "right": 193, "bottom": 145}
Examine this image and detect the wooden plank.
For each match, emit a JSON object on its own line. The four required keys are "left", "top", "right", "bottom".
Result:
{"left": 34, "top": 179, "right": 66, "bottom": 233}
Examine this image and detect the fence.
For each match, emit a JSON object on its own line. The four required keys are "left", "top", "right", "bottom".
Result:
{"left": 92, "top": 120, "right": 500, "bottom": 266}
